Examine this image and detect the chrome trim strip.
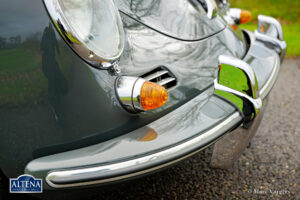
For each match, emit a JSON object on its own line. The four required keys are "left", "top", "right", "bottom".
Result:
{"left": 156, "top": 77, "right": 176, "bottom": 86}
{"left": 259, "top": 55, "right": 280, "bottom": 99}
{"left": 46, "top": 112, "right": 242, "bottom": 188}
{"left": 143, "top": 70, "right": 168, "bottom": 81}
{"left": 131, "top": 78, "right": 146, "bottom": 111}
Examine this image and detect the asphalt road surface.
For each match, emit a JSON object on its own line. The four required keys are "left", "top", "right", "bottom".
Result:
{"left": 1, "top": 59, "right": 300, "bottom": 199}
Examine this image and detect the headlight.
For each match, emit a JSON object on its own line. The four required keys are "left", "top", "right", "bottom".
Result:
{"left": 43, "top": 0, "right": 125, "bottom": 68}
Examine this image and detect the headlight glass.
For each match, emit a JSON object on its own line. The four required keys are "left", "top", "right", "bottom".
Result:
{"left": 44, "top": 0, "right": 125, "bottom": 68}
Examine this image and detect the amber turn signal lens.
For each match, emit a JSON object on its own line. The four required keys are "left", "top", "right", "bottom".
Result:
{"left": 240, "top": 10, "right": 252, "bottom": 24}
{"left": 140, "top": 81, "right": 168, "bottom": 110}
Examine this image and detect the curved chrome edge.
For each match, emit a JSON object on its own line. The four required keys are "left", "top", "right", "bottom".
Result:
{"left": 254, "top": 31, "right": 287, "bottom": 52}
{"left": 218, "top": 55, "right": 259, "bottom": 98}
{"left": 205, "top": 0, "right": 217, "bottom": 19}
{"left": 257, "top": 15, "right": 283, "bottom": 40}
{"left": 214, "top": 79, "right": 263, "bottom": 111}
{"left": 115, "top": 76, "right": 146, "bottom": 113}
{"left": 115, "top": 76, "right": 138, "bottom": 112}
{"left": 254, "top": 15, "right": 287, "bottom": 55}
{"left": 46, "top": 112, "right": 242, "bottom": 188}
{"left": 132, "top": 78, "right": 146, "bottom": 111}
{"left": 233, "top": 30, "right": 281, "bottom": 99}
{"left": 259, "top": 55, "right": 280, "bottom": 99}
{"left": 215, "top": 55, "right": 263, "bottom": 127}
{"left": 224, "top": 8, "right": 241, "bottom": 25}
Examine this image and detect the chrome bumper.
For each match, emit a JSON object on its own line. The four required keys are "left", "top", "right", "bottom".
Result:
{"left": 26, "top": 91, "right": 243, "bottom": 189}
{"left": 25, "top": 16, "right": 286, "bottom": 189}
{"left": 45, "top": 112, "right": 241, "bottom": 188}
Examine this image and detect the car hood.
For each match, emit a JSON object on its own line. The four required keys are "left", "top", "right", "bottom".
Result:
{"left": 115, "top": 0, "right": 226, "bottom": 41}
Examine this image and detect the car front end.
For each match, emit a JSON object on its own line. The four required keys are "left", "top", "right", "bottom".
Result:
{"left": 0, "top": 0, "right": 286, "bottom": 195}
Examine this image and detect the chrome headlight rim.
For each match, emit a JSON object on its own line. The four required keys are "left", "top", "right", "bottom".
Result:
{"left": 43, "top": 0, "right": 125, "bottom": 69}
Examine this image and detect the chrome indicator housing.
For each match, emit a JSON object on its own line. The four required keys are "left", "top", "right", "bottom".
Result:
{"left": 115, "top": 76, "right": 169, "bottom": 113}
{"left": 115, "top": 76, "right": 146, "bottom": 113}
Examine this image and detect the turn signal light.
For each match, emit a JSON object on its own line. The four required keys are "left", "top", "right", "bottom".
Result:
{"left": 116, "top": 76, "right": 169, "bottom": 113}
{"left": 240, "top": 10, "right": 252, "bottom": 24}
{"left": 228, "top": 8, "right": 252, "bottom": 26}
{"left": 140, "top": 81, "right": 168, "bottom": 110}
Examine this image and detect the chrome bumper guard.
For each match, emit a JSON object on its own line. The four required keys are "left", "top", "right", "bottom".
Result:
{"left": 254, "top": 15, "right": 287, "bottom": 62}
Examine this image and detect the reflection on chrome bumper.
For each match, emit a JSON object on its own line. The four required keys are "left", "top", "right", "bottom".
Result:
{"left": 46, "top": 112, "right": 241, "bottom": 188}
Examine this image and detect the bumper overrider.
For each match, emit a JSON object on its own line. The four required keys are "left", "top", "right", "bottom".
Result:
{"left": 25, "top": 15, "right": 286, "bottom": 189}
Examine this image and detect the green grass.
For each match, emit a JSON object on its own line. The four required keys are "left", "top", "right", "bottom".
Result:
{"left": 0, "top": 46, "right": 72, "bottom": 106}
{"left": 0, "top": 48, "right": 41, "bottom": 76}
{"left": 230, "top": 0, "right": 300, "bottom": 24}
{"left": 230, "top": 0, "right": 300, "bottom": 57}
{"left": 0, "top": 48, "right": 47, "bottom": 105}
